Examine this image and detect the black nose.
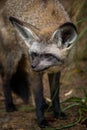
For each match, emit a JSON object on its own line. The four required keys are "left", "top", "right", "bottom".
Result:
{"left": 31, "top": 64, "right": 36, "bottom": 69}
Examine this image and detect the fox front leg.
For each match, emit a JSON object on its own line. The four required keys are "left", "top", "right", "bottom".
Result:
{"left": 48, "top": 72, "right": 66, "bottom": 119}
{"left": 31, "top": 73, "right": 49, "bottom": 128}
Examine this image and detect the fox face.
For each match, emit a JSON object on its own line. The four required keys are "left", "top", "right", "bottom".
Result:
{"left": 9, "top": 17, "right": 77, "bottom": 72}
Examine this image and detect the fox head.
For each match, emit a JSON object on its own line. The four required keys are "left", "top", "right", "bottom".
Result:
{"left": 9, "top": 17, "right": 77, "bottom": 72}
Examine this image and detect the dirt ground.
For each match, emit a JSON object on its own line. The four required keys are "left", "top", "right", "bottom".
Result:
{"left": 0, "top": 60, "right": 87, "bottom": 130}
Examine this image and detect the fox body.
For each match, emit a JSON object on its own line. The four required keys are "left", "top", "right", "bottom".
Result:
{"left": 0, "top": 0, "right": 77, "bottom": 127}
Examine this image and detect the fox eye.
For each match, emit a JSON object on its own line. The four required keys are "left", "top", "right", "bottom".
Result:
{"left": 44, "top": 54, "right": 50, "bottom": 58}
{"left": 31, "top": 52, "right": 38, "bottom": 59}
{"left": 44, "top": 54, "right": 53, "bottom": 59}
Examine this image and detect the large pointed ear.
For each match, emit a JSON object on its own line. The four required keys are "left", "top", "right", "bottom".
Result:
{"left": 51, "top": 22, "right": 78, "bottom": 48}
{"left": 9, "top": 17, "right": 40, "bottom": 48}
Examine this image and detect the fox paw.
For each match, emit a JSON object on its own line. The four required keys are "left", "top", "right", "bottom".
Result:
{"left": 6, "top": 103, "right": 17, "bottom": 112}
{"left": 54, "top": 112, "right": 67, "bottom": 120}
{"left": 38, "top": 119, "right": 49, "bottom": 128}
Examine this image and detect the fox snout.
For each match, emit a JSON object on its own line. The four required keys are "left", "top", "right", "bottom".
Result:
{"left": 30, "top": 52, "right": 63, "bottom": 71}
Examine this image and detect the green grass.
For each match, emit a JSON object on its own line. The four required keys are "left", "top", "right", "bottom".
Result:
{"left": 43, "top": 89, "right": 87, "bottom": 130}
